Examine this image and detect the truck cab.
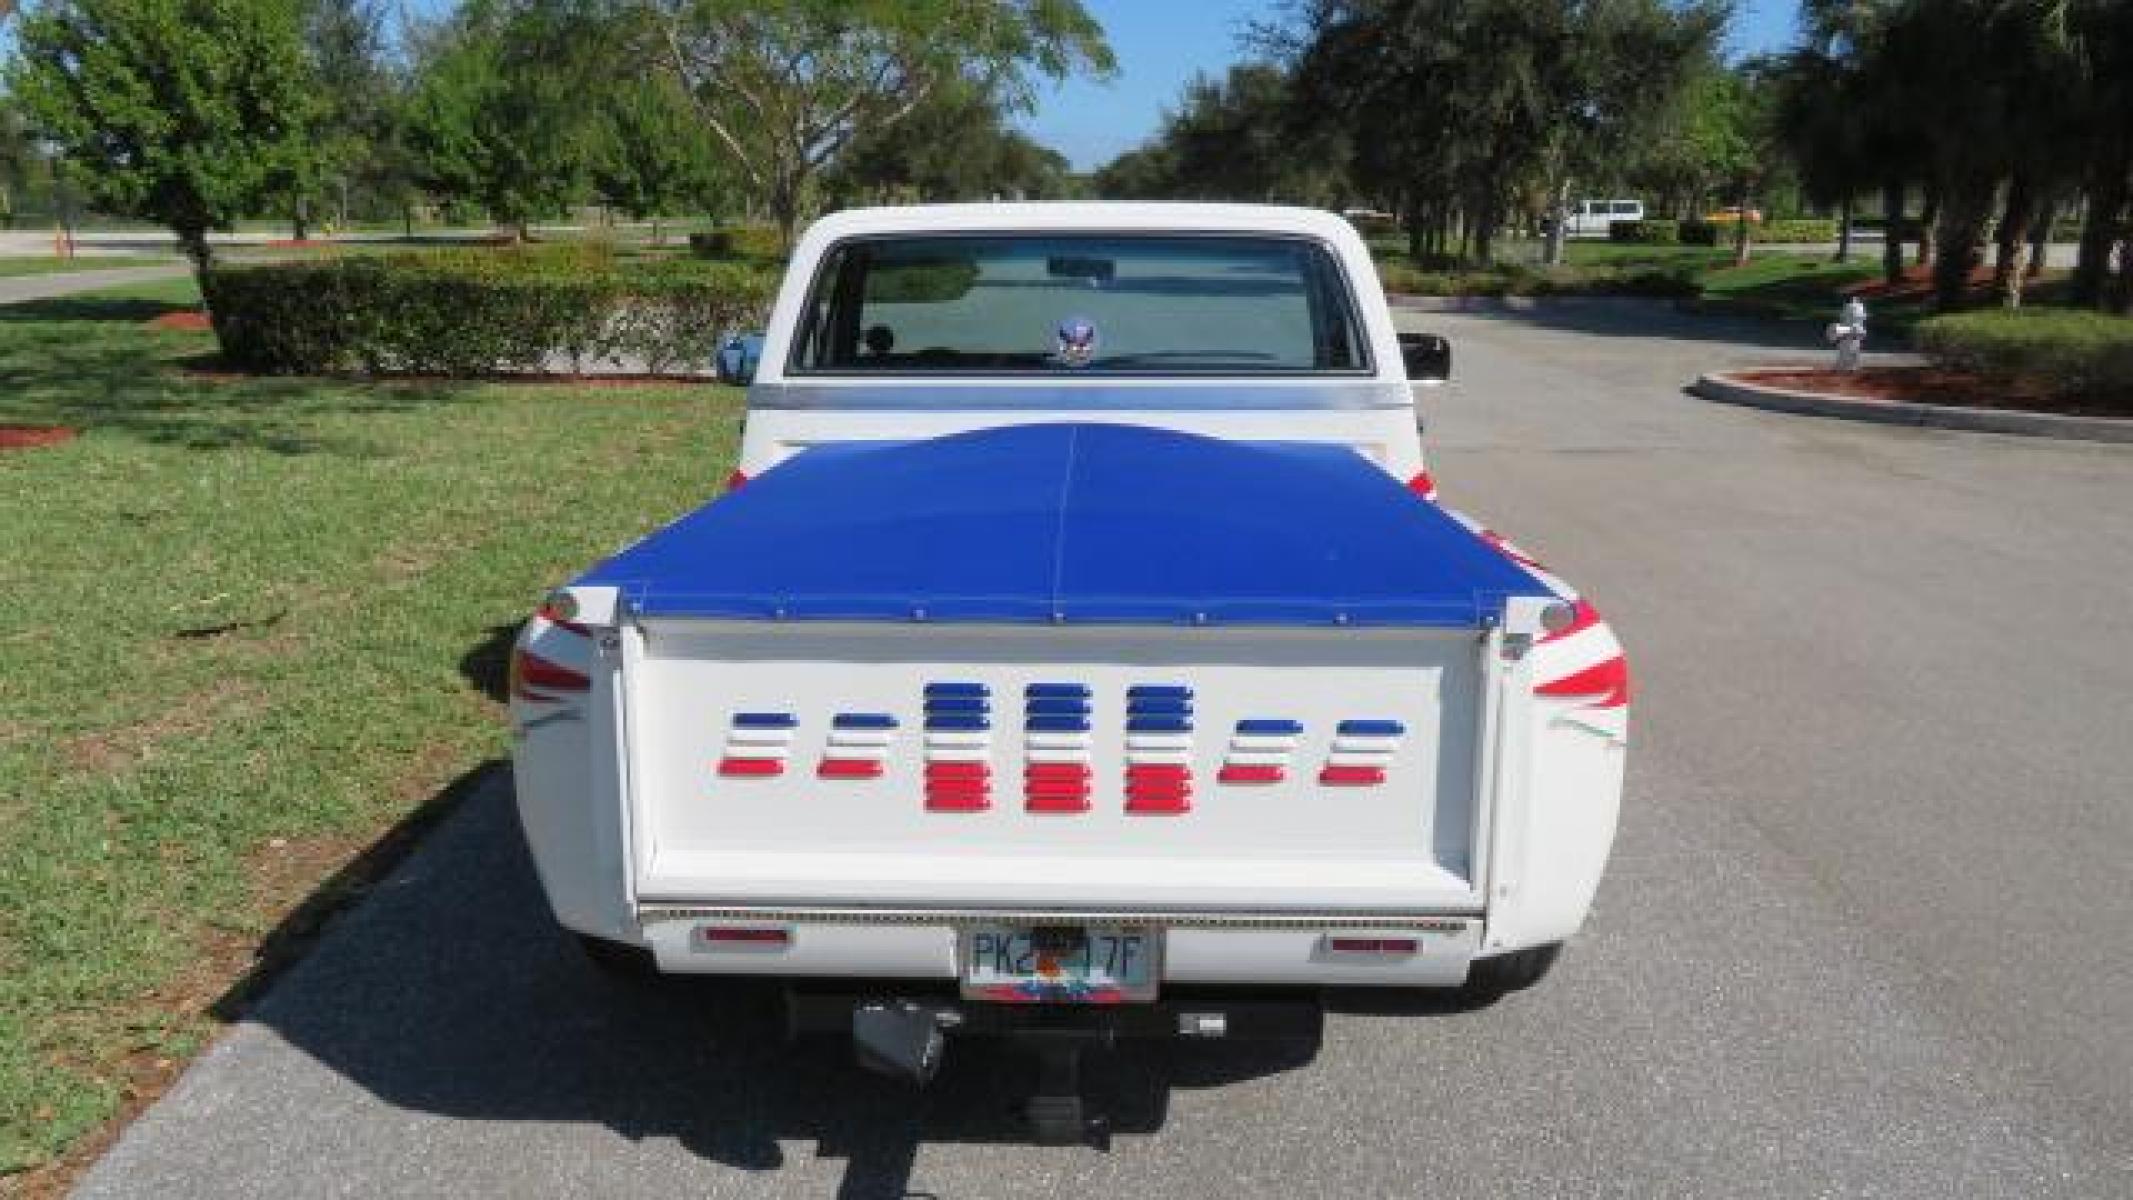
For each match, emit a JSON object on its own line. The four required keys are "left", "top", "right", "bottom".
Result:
{"left": 509, "top": 204, "right": 1626, "bottom": 1142}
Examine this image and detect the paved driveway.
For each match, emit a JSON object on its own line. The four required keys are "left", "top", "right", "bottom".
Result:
{"left": 76, "top": 306, "right": 2133, "bottom": 1198}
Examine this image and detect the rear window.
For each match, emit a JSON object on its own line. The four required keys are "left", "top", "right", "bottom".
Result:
{"left": 788, "top": 234, "right": 1369, "bottom": 376}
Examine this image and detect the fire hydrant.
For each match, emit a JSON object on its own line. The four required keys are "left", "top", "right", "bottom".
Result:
{"left": 1826, "top": 297, "right": 1867, "bottom": 371}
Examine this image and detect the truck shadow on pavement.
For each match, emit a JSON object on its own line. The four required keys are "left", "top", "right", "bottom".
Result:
{"left": 237, "top": 768, "right": 1328, "bottom": 1198}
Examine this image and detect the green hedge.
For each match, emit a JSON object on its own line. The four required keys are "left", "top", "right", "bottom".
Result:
{"left": 1914, "top": 309, "right": 2133, "bottom": 398}
{"left": 204, "top": 248, "right": 775, "bottom": 376}
{"left": 689, "top": 225, "right": 786, "bottom": 260}
{"left": 1679, "top": 219, "right": 1720, "bottom": 246}
{"left": 1608, "top": 219, "right": 1679, "bottom": 245}
{"left": 1757, "top": 218, "right": 1839, "bottom": 243}
{"left": 1378, "top": 259, "right": 1698, "bottom": 298}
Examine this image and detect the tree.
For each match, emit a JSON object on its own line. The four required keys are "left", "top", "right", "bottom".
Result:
{"left": 1275, "top": 0, "right": 1723, "bottom": 265}
{"left": 647, "top": 0, "right": 1115, "bottom": 247}
{"left": 592, "top": 75, "right": 725, "bottom": 239}
{"left": 402, "top": 1, "right": 604, "bottom": 237}
{"left": 0, "top": 91, "right": 32, "bottom": 230}
{"left": 306, "top": 0, "right": 406, "bottom": 230}
{"left": 5, "top": 0, "right": 324, "bottom": 274}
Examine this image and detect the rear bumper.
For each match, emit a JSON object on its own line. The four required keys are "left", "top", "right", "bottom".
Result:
{"left": 785, "top": 980, "right": 1327, "bottom": 1042}
{"left": 638, "top": 907, "right": 1482, "bottom": 988}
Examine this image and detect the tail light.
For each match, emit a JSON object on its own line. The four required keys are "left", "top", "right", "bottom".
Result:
{"left": 726, "top": 468, "right": 750, "bottom": 491}
{"left": 1407, "top": 470, "right": 1438, "bottom": 501}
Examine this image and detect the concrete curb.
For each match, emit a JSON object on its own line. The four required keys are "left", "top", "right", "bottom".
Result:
{"left": 1691, "top": 370, "right": 2133, "bottom": 444}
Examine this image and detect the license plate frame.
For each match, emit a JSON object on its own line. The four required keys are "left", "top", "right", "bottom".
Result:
{"left": 958, "top": 923, "right": 1160, "bottom": 1004}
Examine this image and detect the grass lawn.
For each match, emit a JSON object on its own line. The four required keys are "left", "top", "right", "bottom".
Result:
{"left": 0, "top": 256, "right": 177, "bottom": 279}
{"left": 0, "top": 277, "right": 744, "bottom": 1177}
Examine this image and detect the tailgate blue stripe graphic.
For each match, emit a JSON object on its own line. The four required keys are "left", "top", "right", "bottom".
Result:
{"left": 1026, "top": 697, "right": 1091, "bottom": 715}
{"left": 1026, "top": 714, "right": 1092, "bottom": 732}
{"left": 923, "top": 696, "right": 989, "bottom": 714}
{"left": 925, "top": 714, "right": 990, "bottom": 731}
{"left": 1127, "top": 697, "right": 1192, "bottom": 715}
{"left": 1127, "top": 716, "right": 1193, "bottom": 733}
{"left": 1237, "top": 719, "right": 1303, "bottom": 735}
{"left": 833, "top": 713, "right": 898, "bottom": 730}
{"left": 1026, "top": 683, "right": 1092, "bottom": 698}
{"left": 732, "top": 712, "right": 797, "bottom": 729}
{"left": 925, "top": 682, "right": 989, "bottom": 697}
{"left": 1337, "top": 719, "right": 1406, "bottom": 737}
{"left": 1127, "top": 685, "right": 1193, "bottom": 700}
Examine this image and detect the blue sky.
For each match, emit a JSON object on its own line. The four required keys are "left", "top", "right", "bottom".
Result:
{"left": 1023, "top": 0, "right": 1804, "bottom": 171}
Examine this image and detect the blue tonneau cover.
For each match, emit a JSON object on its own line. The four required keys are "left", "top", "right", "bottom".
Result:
{"left": 575, "top": 423, "right": 1550, "bottom": 627}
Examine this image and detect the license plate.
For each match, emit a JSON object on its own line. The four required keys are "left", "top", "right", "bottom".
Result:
{"left": 960, "top": 924, "right": 1158, "bottom": 1004}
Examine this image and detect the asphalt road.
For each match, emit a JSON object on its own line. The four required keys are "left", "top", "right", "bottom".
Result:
{"left": 76, "top": 306, "right": 2133, "bottom": 1198}
{"left": 0, "top": 263, "right": 190, "bottom": 306}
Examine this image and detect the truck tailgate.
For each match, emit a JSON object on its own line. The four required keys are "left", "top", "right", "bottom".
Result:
{"left": 624, "top": 621, "right": 1495, "bottom": 912}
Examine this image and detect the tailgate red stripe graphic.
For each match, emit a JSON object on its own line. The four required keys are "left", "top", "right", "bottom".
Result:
{"left": 817, "top": 759, "right": 884, "bottom": 779}
{"left": 1319, "top": 764, "right": 1387, "bottom": 786}
{"left": 1218, "top": 764, "right": 1285, "bottom": 784}
{"left": 1026, "top": 792, "right": 1091, "bottom": 813}
{"left": 926, "top": 791, "right": 990, "bottom": 812}
{"left": 925, "top": 762, "right": 990, "bottom": 778}
{"left": 1126, "top": 793, "right": 1192, "bottom": 814}
{"left": 718, "top": 758, "right": 784, "bottom": 777}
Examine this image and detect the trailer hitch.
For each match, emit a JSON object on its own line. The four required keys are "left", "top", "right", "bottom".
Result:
{"left": 851, "top": 1001, "right": 949, "bottom": 1086}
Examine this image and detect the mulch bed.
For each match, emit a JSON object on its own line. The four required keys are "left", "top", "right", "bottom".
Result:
{"left": 1737, "top": 366, "right": 2133, "bottom": 420}
{"left": 1, "top": 425, "right": 79, "bottom": 451}
{"left": 145, "top": 310, "right": 213, "bottom": 332}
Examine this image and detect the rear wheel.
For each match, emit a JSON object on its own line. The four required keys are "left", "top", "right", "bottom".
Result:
{"left": 1459, "top": 942, "right": 1562, "bottom": 1002}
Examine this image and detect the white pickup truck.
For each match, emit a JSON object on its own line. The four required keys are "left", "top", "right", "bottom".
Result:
{"left": 509, "top": 203, "right": 1629, "bottom": 1140}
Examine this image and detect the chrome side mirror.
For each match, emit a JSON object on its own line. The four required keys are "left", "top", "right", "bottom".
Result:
{"left": 715, "top": 333, "right": 765, "bottom": 386}
{"left": 1399, "top": 332, "right": 1451, "bottom": 385}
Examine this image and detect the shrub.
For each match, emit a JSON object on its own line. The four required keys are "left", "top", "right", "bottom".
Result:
{"left": 204, "top": 251, "right": 775, "bottom": 376}
{"left": 1914, "top": 309, "right": 2133, "bottom": 398}
{"left": 689, "top": 225, "right": 786, "bottom": 260}
{"left": 1609, "top": 218, "right": 1680, "bottom": 244}
{"left": 1757, "top": 218, "right": 1839, "bottom": 243}
{"left": 1679, "top": 219, "right": 1720, "bottom": 246}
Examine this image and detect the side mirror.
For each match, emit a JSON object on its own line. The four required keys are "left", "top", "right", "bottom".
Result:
{"left": 1399, "top": 332, "right": 1451, "bottom": 385}
{"left": 715, "top": 332, "right": 765, "bottom": 386}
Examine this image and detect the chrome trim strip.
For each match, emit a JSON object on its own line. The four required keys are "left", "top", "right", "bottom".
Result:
{"left": 637, "top": 905, "right": 1476, "bottom": 933}
{"left": 747, "top": 381, "right": 1415, "bottom": 411}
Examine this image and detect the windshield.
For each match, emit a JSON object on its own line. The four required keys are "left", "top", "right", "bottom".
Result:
{"left": 788, "top": 234, "right": 1369, "bottom": 376}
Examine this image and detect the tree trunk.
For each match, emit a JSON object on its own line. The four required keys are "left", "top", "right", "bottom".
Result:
{"left": 2027, "top": 192, "right": 2056, "bottom": 278}
{"left": 1916, "top": 186, "right": 1939, "bottom": 269}
{"left": 403, "top": 204, "right": 414, "bottom": 239}
{"left": 1930, "top": 175, "right": 1996, "bottom": 311}
{"left": 1834, "top": 195, "right": 1853, "bottom": 263}
{"left": 2072, "top": 154, "right": 2128, "bottom": 308}
{"left": 1881, "top": 179, "right": 1906, "bottom": 286}
{"left": 292, "top": 195, "right": 309, "bottom": 243}
{"left": 1732, "top": 180, "right": 1753, "bottom": 267}
{"left": 178, "top": 225, "right": 213, "bottom": 287}
{"left": 1543, "top": 179, "right": 1570, "bottom": 267}
{"left": 1993, "top": 173, "right": 2034, "bottom": 309}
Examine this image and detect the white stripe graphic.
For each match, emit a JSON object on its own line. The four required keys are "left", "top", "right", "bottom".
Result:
{"left": 1127, "top": 733, "right": 1193, "bottom": 751}
{"left": 828, "top": 729, "right": 894, "bottom": 748}
{"left": 726, "top": 727, "right": 795, "bottom": 746}
{"left": 922, "top": 730, "right": 989, "bottom": 748}
{"left": 1226, "top": 734, "right": 1299, "bottom": 753}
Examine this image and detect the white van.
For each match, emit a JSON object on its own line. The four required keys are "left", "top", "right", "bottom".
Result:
{"left": 1561, "top": 199, "right": 1644, "bottom": 237}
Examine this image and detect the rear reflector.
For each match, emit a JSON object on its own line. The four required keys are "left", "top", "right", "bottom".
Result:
{"left": 725, "top": 468, "right": 750, "bottom": 491}
{"left": 1328, "top": 936, "right": 1418, "bottom": 956}
{"left": 1319, "top": 764, "right": 1387, "bottom": 786}
{"left": 701, "top": 926, "right": 789, "bottom": 946}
